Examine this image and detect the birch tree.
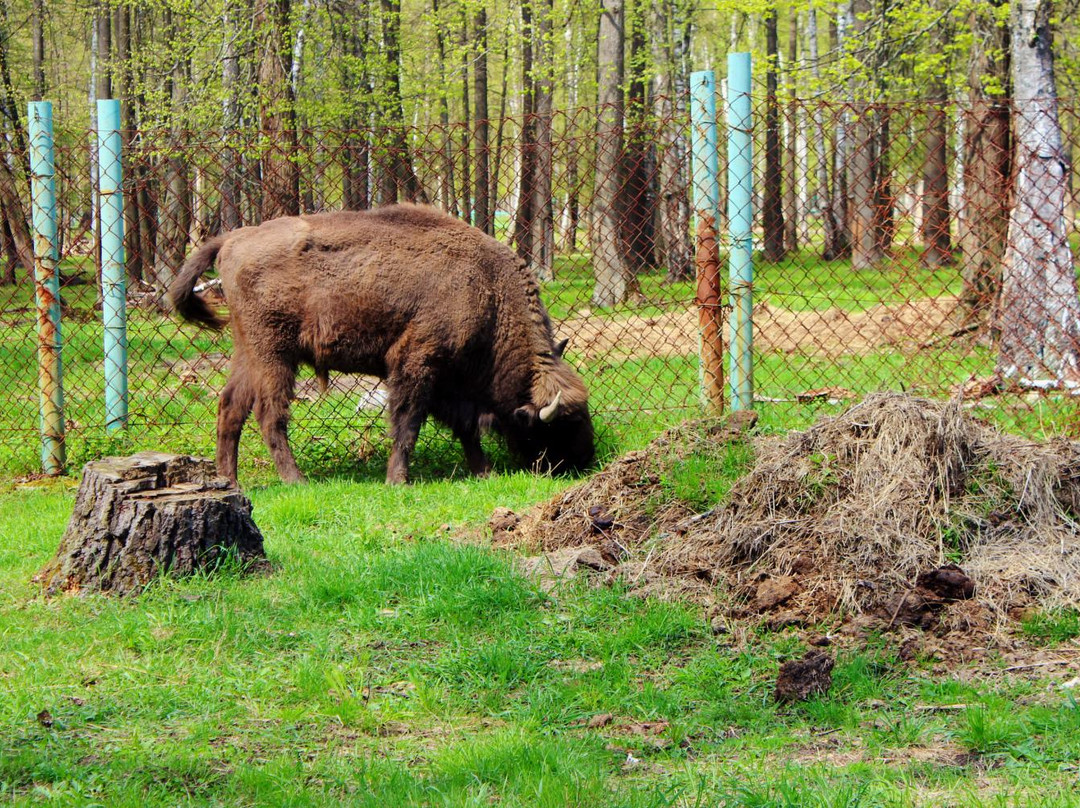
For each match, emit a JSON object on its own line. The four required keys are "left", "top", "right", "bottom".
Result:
{"left": 995, "top": 0, "right": 1080, "bottom": 388}
{"left": 590, "top": 0, "right": 635, "bottom": 307}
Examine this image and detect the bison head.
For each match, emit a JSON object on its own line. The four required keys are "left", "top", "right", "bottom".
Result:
{"left": 501, "top": 357, "right": 595, "bottom": 474}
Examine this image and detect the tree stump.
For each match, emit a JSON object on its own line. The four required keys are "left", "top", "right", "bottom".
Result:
{"left": 36, "top": 452, "right": 265, "bottom": 597}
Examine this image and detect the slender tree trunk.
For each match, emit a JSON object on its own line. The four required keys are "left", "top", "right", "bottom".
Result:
{"left": 828, "top": 9, "right": 851, "bottom": 258}
{"left": 622, "top": 4, "right": 655, "bottom": 272}
{"left": 458, "top": 7, "right": 471, "bottom": 219}
{"left": 114, "top": 1, "right": 142, "bottom": 281}
{"left": 341, "top": 8, "right": 370, "bottom": 211}
{"left": 490, "top": 28, "right": 510, "bottom": 222}
{"left": 849, "top": 0, "right": 881, "bottom": 270}
{"left": 920, "top": 89, "right": 953, "bottom": 267}
{"left": 255, "top": 0, "right": 299, "bottom": 218}
{"left": 872, "top": 109, "right": 893, "bottom": 254}
{"left": 530, "top": 0, "right": 555, "bottom": 280}
{"left": 650, "top": 0, "right": 692, "bottom": 282}
{"left": 153, "top": 10, "right": 192, "bottom": 293}
{"left": 783, "top": 6, "right": 799, "bottom": 253}
{"left": 763, "top": 5, "right": 786, "bottom": 262}
{"left": 433, "top": 0, "right": 456, "bottom": 213}
{"left": 808, "top": 7, "right": 839, "bottom": 259}
{"left": 131, "top": 8, "right": 156, "bottom": 271}
{"left": 956, "top": 0, "right": 1011, "bottom": 327}
{"left": 559, "top": 23, "right": 580, "bottom": 252}
{"left": 221, "top": 0, "right": 243, "bottom": 231}
{"left": 32, "top": 0, "right": 45, "bottom": 100}
{"left": 512, "top": 0, "right": 536, "bottom": 262}
{"left": 473, "top": 6, "right": 491, "bottom": 233}
{"left": 0, "top": 2, "right": 32, "bottom": 282}
{"left": 995, "top": 0, "right": 1080, "bottom": 387}
{"left": 590, "top": 0, "right": 635, "bottom": 307}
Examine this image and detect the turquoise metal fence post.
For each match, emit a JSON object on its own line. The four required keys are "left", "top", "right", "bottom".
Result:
{"left": 726, "top": 52, "right": 754, "bottom": 411}
{"left": 690, "top": 70, "right": 724, "bottom": 411}
{"left": 97, "top": 99, "right": 128, "bottom": 432}
{"left": 28, "top": 101, "right": 66, "bottom": 474}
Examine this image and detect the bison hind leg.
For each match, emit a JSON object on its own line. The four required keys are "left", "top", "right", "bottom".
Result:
{"left": 217, "top": 370, "right": 256, "bottom": 485}
{"left": 252, "top": 360, "right": 306, "bottom": 484}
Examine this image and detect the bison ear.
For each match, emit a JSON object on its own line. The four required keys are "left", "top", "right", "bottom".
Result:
{"left": 513, "top": 405, "right": 537, "bottom": 427}
{"left": 553, "top": 338, "right": 569, "bottom": 358}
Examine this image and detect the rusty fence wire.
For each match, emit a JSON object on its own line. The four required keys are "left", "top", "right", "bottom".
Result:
{"left": 0, "top": 95, "right": 1077, "bottom": 477}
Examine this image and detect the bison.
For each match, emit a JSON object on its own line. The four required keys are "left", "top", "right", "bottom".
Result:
{"left": 168, "top": 204, "right": 595, "bottom": 485}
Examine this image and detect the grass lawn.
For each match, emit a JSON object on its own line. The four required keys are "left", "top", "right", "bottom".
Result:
{"left": 3, "top": 460, "right": 1080, "bottom": 805}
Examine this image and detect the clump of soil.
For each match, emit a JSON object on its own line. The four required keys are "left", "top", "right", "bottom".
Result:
{"left": 495, "top": 393, "right": 1080, "bottom": 642}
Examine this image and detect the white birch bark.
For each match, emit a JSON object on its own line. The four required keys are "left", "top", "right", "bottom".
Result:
{"left": 996, "top": 0, "right": 1080, "bottom": 388}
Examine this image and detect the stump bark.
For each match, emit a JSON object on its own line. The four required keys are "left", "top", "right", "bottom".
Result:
{"left": 36, "top": 452, "right": 265, "bottom": 596}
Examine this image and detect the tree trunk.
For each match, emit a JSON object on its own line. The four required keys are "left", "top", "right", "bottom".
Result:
{"left": 808, "top": 7, "right": 840, "bottom": 260}
{"left": 32, "top": 0, "right": 45, "bottom": 100}
{"left": 458, "top": 6, "right": 471, "bottom": 220}
{"left": 512, "top": 0, "right": 536, "bottom": 263}
{"left": 114, "top": 1, "right": 142, "bottom": 282}
{"left": 763, "top": 5, "right": 786, "bottom": 262}
{"left": 154, "top": 39, "right": 192, "bottom": 294}
{"left": 827, "top": 8, "right": 851, "bottom": 259}
{"left": 995, "top": 0, "right": 1080, "bottom": 387}
{"left": 872, "top": 109, "right": 893, "bottom": 255}
{"left": 221, "top": 0, "right": 243, "bottom": 231}
{"left": 433, "top": 0, "right": 456, "bottom": 213}
{"left": 0, "top": 2, "right": 33, "bottom": 283}
{"left": 255, "top": 0, "right": 300, "bottom": 219}
{"left": 650, "top": 0, "right": 692, "bottom": 283}
{"left": 473, "top": 6, "right": 491, "bottom": 233}
{"left": 35, "top": 453, "right": 264, "bottom": 598}
{"left": 590, "top": 0, "right": 635, "bottom": 307}
{"left": 956, "top": 0, "right": 1011, "bottom": 327}
{"left": 621, "top": 4, "right": 655, "bottom": 272}
{"left": 529, "top": 0, "right": 555, "bottom": 280}
{"left": 783, "top": 6, "right": 799, "bottom": 253}
{"left": 920, "top": 91, "right": 953, "bottom": 267}
{"left": 849, "top": 0, "right": 880, "bottom": 270}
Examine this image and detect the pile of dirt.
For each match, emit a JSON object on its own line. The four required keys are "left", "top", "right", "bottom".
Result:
{"left": 494, "top": 394, "right": 1080, "bottom": 642}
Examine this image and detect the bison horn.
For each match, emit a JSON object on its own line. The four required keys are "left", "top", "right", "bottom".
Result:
{"left": 538, "top": 390, "right": 562, "bottom": 424}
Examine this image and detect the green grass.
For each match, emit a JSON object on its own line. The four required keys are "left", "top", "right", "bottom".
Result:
{"left": 3, "top": 463, "right": 1080, "bottom": 805}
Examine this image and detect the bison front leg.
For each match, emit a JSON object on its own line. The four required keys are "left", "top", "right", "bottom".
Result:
{"left": 253, "top": 361, "right": 306, "bottom": 484}
{"left": 454, "top": 425, "right": 491, "bottom": 478}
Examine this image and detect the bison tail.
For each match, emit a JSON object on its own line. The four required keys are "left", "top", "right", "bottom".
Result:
{"left": 168, "top": 236, "right": 228, "bottom": 330}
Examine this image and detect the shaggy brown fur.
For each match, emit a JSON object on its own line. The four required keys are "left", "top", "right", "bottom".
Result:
{"left": 168, "top": 204, "right": 594, "bottom": 484}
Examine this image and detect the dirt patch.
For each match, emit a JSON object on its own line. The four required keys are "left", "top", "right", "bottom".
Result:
{"left": 563, "top": 297, "right": 956, "bottom": 360}
{"left": 496, "top": 393, "right": 1080, "bottom": 657}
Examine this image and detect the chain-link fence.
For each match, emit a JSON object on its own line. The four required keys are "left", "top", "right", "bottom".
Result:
{"left": 1, "top": 93, "right": 1077, "bottom": 477}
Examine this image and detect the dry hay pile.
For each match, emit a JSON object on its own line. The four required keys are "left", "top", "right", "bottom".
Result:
{"left": 495, "top": 394, "right": 1080, "bottom": 636}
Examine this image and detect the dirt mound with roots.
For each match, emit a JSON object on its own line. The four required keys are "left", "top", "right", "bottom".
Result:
{"left": 493, "top": 394, "right": 1080, "bottom": 647}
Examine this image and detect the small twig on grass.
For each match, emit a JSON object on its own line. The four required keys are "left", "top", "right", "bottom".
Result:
{"left": 1001, "top": 658, "right": 1078, "bottom": 673}
{"left": 812, "top": 727, "right": 843, "bottom": 737}
{"left": 632, "top": 548, "right": 656, "bottom": 586}
{"left": 914, "top": 704, "right": 967, "bottom": 712}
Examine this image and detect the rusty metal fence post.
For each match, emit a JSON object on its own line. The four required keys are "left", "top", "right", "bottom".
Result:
{"left": 28, "top": 101, "right": 66, "bottom": 474}
{"left": 690, "top": 70, "right": 724, "bottom": 412}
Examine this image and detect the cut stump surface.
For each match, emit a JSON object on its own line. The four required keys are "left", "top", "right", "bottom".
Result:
{"left": 36, "top": 452, "right": 265, "bottom": 596}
